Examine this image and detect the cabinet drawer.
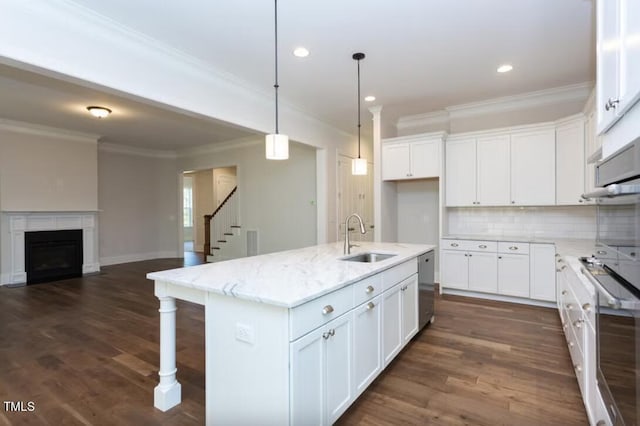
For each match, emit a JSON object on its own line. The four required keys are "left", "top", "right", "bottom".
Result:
{"left": 290, "top": 285, "right": 354, "bottom": 341}
{"left": 382, "top": 260, "right": 417, "bottom": 291}
{"left": 353, "top": 274, "right": 383, "bottom": 307}
{"left": 498, "top": 242, "right": 530, "bottom": 254}
{"left": 569, "top": 270, "right": 596, "bottom": 328}
{"left": 442, "top": 239, "right": 497, "bottom": 252}
{"left": 567, "top": 325, "right": 585, "bottom": 393}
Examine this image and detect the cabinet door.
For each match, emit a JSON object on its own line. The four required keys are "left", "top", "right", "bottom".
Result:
{"left": 584, "top": 109, "right": 599, "bottom": 197}
{"left": 382, "top": 284, "right": 402, "bottom": 365}
{"left": 477, "top": 134, "right": 510, "bottom": 206}
{"left": 353, "top": 296, "right": 382, "bottom": 396}
{"left": 382, "top": 144, "right": 411, "bottom": 180}
{"left": 510, "top": 129, "right": 556, "bottom": 205}
{"left": 498, "top": 254, "right": 530, "bottom": 297}
{"left": 556, "top": 118, "right": 586, "bottom": 205}
{"left": 325, "top": 313, "right": 354, "bottom": 424}
{"left": 290, "top": 326, "right": 325, "bottom": 425}
{"left": 596, "top": 0, "right": 620, "bottom": 133}
{"left": 468, "top": 252, "right": 498, "bottom": 293}
{"left": 618, "top": 0, "right": 640, "bottom": 116}
{"left": 411, "top": 139, "right": 440, "bottom": 178}
{"left": 445, "top": 138, "right": 477, "bottom": 206}
{"left": 440, "top": 250, "right": 469, "bottom": 289}
{"left": 401, "top": 274, "right": 419, "bottom": 343}
{"left": 529, "top": 244, "right": 556, "bottom": 302}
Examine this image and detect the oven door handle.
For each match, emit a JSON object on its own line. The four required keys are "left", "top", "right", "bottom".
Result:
{"left": 581, "top": 267, "right": 640, "bottom": 310}
{"left": 581, "top": 183, "right": 640, "bottom": 200}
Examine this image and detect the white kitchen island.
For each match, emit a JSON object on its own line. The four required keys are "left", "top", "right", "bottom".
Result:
{"left": 147, "top": 241, "right": 434, "bottom": 425}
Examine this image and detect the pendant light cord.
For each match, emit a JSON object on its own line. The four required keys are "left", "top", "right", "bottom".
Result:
{"left": 274, "top": 0, "right": 280, "bottom": 134}
{"left": 357, "top": 57, "right": 361, "bottom": 158}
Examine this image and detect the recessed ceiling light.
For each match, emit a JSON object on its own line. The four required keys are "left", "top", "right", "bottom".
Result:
{"left": 293, "top": 47, "right": 309, "bottom": 58}
{"left": 364, "top": 95, "right": 376, "bottom": 102}
{"left": 86, "top": 106, "right": 112, "bottom": 118}
{"left": 497, "top": 64, "right": 513, "bottom": 73}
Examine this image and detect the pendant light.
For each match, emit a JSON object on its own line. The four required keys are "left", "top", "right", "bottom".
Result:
{"left": 265, "top": 0, "right": 289, "bottom": 160}
{"left": 352, "top": 52, "right": 367, "bottom": 175}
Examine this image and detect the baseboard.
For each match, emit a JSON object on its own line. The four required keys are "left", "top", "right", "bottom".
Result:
{"left": 441, "top": 287, "right": 556, "bottom": 309}
{"left": 100, "top": 251, "right": 180, "bottom": 266}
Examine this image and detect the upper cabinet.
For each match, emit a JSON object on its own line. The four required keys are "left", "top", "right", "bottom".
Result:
{"left": 382, "top": 132, "right": 445, "bottom": 181}
{"left": 445, "top": 124, "right": 556, "bottom": 207}
{"left": 556, "top": 114, "right": 591, "bottom": 205}
{"left": 596, "top": 0, "right": 640, "bottom": 134}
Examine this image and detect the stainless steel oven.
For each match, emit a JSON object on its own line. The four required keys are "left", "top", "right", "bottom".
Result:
{"left": 581, "top": 139, "right": 640, "bottom": 425}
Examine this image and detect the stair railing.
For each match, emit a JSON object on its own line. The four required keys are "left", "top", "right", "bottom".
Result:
{"left": 204, "top": 186, "right": 238, "bottom": 255}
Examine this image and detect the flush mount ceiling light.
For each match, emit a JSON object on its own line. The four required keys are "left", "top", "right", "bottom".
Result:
{"left": 86, "top": 106, "right": 112, "bottom": 118}
{"left": 364, "top": 95, "right": 376, "bottom": 102}
{"left": 265, "top": 0, "right": 289, "bottom": 160}
{"left": 293, "top": 47, "right": 309, "bottom": 58}
{"left": 352, "top": 52, "right": 367, "bottom": 176}
{"left": 497, "top": 64, "right": 513, "bottom": 73}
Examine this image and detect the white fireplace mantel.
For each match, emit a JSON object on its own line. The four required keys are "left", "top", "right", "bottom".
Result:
{"left": 0, "top": 211, "right": 100, "bottom": 285}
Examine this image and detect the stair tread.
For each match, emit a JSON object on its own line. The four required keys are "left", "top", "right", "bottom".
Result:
{"left": 212, "top": 247, "right": 221, "bottom": 250}
{"left": 217, "top": 240, "right": 227, "bottom": 243}
{"left": 230, "top": 225, "right": 241, "bottom": 228}
{"left": 224, "top": 233, "right": 233, "bottom": 236}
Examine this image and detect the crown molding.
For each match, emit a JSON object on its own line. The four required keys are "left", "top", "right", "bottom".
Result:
{"left": 396, "top": 82, "right": 594, "bottom": 132}
{"left": 98, "top": 142, "right": 177, "bottom": 159}
{"left": 383, "top": 130, "right": 447, "bottom": 144}
{"left": 177, "top": 136, "right": 263, "bottom": 158}
{"left": 0, "top": 118, "right": 98, "bottom": 144}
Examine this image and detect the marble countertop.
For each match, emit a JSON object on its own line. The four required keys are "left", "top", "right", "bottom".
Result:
{"left": 147, "top": 242, "right": 434, "bottom": 308}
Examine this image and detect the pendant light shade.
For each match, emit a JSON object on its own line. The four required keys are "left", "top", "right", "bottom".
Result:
{"left": 266, "top": 0, "right": 289, "bottom": 160}
{"left": 265, "top": 133, "right": 289, "bottom": 160}
{"left": 352, "top": 52, "right": 367, "bottom": 175}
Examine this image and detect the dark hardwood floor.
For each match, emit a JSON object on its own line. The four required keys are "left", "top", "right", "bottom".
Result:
{"left": 0, "top": 256, "right": 588, "bottom": 425}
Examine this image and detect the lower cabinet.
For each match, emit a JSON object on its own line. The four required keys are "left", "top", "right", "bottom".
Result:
{"left": 353, "top": 295, "right": 382, "bottom": 396}
{"left": 290, "top": 313, "right": 354, "bottom": 425}
{"left": 382, "top": 274, "right": 419, "bottom": 365}
{"left": 290, "top": 260, "right": 421, "bottom": 425}
{"left": 441, "top": 239, "right": 556, "bottom": 303}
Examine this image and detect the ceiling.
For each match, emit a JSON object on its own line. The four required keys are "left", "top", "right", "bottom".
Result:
{"left": 0, "top": 0, "right": 595, "bottom": 150}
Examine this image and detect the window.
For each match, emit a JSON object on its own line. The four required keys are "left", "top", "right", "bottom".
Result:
{"left": 183, "top": 176, "right": 193, "bottom": 227}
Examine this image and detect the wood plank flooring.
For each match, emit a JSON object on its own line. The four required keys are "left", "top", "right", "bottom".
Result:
{"left": 0, "top": 257, "right": 588, "bottom": 425}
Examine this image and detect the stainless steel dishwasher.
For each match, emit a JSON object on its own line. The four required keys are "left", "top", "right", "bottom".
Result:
{"left": 418, "top": 250, "right": 435, "bottom": 329}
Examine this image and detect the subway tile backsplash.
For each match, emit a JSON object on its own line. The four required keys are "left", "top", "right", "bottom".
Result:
{"left": 447, "top": 206, "right": 597, "bottom": 239}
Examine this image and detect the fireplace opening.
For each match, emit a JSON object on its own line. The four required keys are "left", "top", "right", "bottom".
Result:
{"left": 25, "top": 230, "right": 83, "bottom": 284}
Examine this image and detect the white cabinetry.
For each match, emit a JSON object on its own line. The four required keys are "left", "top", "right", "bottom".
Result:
{"left": 382, "top": 133, "right": 444, "bottom": 181}
{"left": 556, "top": 115, "right": 588, "bottom": 205}
{"left": 597, "top": 0, "right": 640, "bottom": 134}
{"left": 445, "top": 124, "right": 556, "bottom": 207}
{"left": 353, "top": 295, "right": 382, "bottom": 396}
{"left": 382, "top": 274, "right": 419, "bottom": 365}
{"left": 557, "top": 256, "right": 609, "bottom": 426}
{"left": 441, "top": 239, "right": 556, "bottom": 303}
{"left": 510, "top": 127, "right": 556, "bottom": 206}
{"left": 497, "top": 242, "right": 530, "bottom": 298}
{"left": 290, "top": 313, "right": 354, "bottom": 425}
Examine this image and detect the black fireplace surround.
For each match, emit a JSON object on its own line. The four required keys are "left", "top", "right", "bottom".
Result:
{"left": 25, "top": 229, "right": 83, "bottom": 284}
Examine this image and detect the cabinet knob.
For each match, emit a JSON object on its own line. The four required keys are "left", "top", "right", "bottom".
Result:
{"left": 574, "top": 364, "right": 582, "bottom": 373}
{"left": 604, "top": 98, "right": 619, "bottom": 111}
{"left": 582, "top": 303, "right": 591, "bottom": 312}
{"left": 562, "top": 290, "right": 568, "bottom": 295}
{"left": 479, "top": 244, "right": 487, "bottom": 249}
{"left": 498, "top": 256, "right": 502, "bottom": 259}
{"left": 597, "top": 250, "right": 607, "bottom": 255}
{"left": 574, "top": 319, "right": 584, "bottom": 328}
{"left": 322, "top": 305, "right": 334, "bottom": 315}
{"left": 509, "top": 246, "right": 518, "bottom": 251}
{"left": 566, "top": 303, "right": 573, "bottom": 310}
{"left": 451, "top": 243, "right": 459, "bottom": 247}
{"left": 365, "top": 285, "right": 375, "bottom": 294}
{"left": 366, "top": 302, "right": 375, "bottom": 310}
{"left": 578, "top": 199, "right": 583, "bottom": 203}
{"left": 511, "top": 201, "right": 515, "bottom": 204}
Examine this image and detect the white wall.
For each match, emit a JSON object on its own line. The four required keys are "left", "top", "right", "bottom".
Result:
{"left": 0, "top": 123, "right": 98, "bottom": 211}
{"left": 446, "top": 206, "right": 596, "bottom": 240}
{"left": 178, "top": 139, "right": 317, "bottom": 255}
{"left": 98, "top": 147, "right": 179, "bottom": 265}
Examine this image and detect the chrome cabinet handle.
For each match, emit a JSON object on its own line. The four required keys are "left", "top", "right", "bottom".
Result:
{"left": 574, "top": 364, "right": 582, "bottom": 373}
{"left": 574, "top": 319, "right": 584, "bottom": 328}
{"left": 478, "top": 244, "right": 487, "bottom": 249}
{"left": 322, "top": 329, "right": 336, "bottom": 340}
{"left": 562, "top": 290, "right": 568, "bottom": 295}
{"left": 559, "top": 265, "right": 567, "bottom": 271}
{"left": 451, "top": 243, "right": 459, "bottom": 247}
{"left": 566, "top": 303, "right": 573, "bottom": 310}
{"left": 509, "top": 246, "right": 518, "bottom": 251}
{"left": 366, "top": 302, "right": 375, "bottom": 310}
{"left": 596, "top": 250, "right": 606, "bottom": 255}
{"left": 605, "top": 98, "right": 619, "bottom": 111}
{"left": 365, "top": 285, "right": 375, "bottom": 294}
{"left": 322, "top": 305, "right": 334, "bottom": 315}
{"left": 582, "top": 303, "right": 591, "bottom": 312}
{"left": 511, "top": 201, "right": 515, "bottom": 204}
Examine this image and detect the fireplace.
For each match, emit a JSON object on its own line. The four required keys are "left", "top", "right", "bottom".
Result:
{"left": 25, "top": 229, "right": 83, "bottom": 284}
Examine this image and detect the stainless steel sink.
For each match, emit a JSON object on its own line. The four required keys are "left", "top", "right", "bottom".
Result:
{"left": 341, "top": 252, "right": 397, "bottom": 263}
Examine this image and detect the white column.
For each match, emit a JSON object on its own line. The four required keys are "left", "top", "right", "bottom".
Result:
{"left": 154, "top": 285, "right": 182, "bottom": 411}
{"left": 369, "top": 106, "right": 383, "bottom": 242}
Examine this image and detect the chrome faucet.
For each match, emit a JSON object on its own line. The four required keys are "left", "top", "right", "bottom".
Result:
{"left": 344, "top": 213, "right": 366, "bottom": 255}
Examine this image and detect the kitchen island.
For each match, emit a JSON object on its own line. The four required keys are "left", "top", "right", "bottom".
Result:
{"left": 147, "top": 241, "right": 434, "bottom": 425}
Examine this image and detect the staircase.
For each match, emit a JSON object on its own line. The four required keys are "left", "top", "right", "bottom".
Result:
{"left": 204, "top": 186, "right": 240, "bottom": 262}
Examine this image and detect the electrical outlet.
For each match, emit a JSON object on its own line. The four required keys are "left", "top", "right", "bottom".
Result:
{"left": 235, "top": 323, "right": 255, "bottom": 344}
